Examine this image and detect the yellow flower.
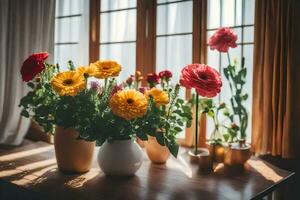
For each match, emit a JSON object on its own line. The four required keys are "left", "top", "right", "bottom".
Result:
{"left": 76, "top": 66, "right": 95, "bottom": 77}
{"left": 146, "top": 88, "right": 169, "bottom": 107}
{"left": 51, "top": 71, "right": 86, "bottom": 96}
{"left": 89, "top": 60, "right": 121, "bottom": 79}
{"left": 109, "top": 89, "right": 148, "bottom": 120}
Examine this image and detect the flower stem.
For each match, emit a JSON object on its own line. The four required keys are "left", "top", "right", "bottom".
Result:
{"left": 227, "top": 52, "right": 231, "bottom": 65}
{"left": 195, "top": 94, "right": 199, "bottom": 155}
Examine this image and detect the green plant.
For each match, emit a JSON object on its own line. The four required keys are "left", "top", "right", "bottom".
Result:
{"left": 223, "top": 56, "right": 248, "bottom": 141}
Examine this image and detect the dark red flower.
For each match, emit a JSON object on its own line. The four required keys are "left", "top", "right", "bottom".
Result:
{"left": 146, "top": 73, "right": 160, "bottom": 85}
{"left": 111, "top": 84, "right": 123, "bottom": 96}
{"left": 21, "top": 52, "right": 49, "bottom": 82}
{"left": 126, "top": 75, "right": 135, "bottom": 85}
{"left": 138, "top": 87, "right": 148, "bottom": 94}
{"left": 180, "top": 64, "right": 222, "bottom": 98}
{"left": 158, "top": 70, "right": 173, "bottom": 79}
{"left": 208, "top": 27, "right": 237, "bottom": 53}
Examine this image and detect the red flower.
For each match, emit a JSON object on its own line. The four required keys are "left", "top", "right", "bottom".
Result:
{"left": 158, "top": 70, "right": 172, "bottom": 79}
{"left": 21, "top": 52, "right": 49, "bottom": 82}
{"left": 126, "top": 75, "right": 135, "bottom": 85}
{"left": 208, "top": 27, "right": 237, "bottom": 53}
{"left": 111, "top": 84, "right": 123, "bottom": 96}
{"left": 138, "top": 87, "right": 148, "bottom": 94}
{"left": 180, "top": 64, "right": 222, "bottom": 98}
{"left": 146, "top": 73, "right": 160, "bottom": 84}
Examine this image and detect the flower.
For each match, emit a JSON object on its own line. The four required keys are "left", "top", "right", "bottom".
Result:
{"left": 111, "top": 84, "right": 123, "bottom": 96}
{"left": 135, "top": 71, "right": 143, "bottom": 81}
{"left": 146, "top": 73, "right": 160, "bottom": 85}
{"left": 109, "top": 89, "right": 148, "bottom": 120}
{"left": 76, "top": 66, "right": 95, "bottom": 77}
{"left": 138, "top": 87, "right": 148, "bottom": 94}
{"left": 159, "top": 70, "right": 172, "bottom": 79}
{"left": 51, "top": 71, "right": 86, "bottom": 96}
{"left": 180, "top": 64, "right": 222, "bottom": 98}
{"left": 90, "top": 81, "right": 102, "bottom": 93}
{"left": 89, "top": 60, "right": 121, "bottom": 79}
{"left": 146, "top": 88, "right": 169, "bottom": 107}
{"left": 21, "top": 52, "right": 49, "bottom": 82}
{"left": 126, "top": 75, "right": 135, "bottom": 85}
{"left": 208, "top": 27, "right": 237, "bottom": 52}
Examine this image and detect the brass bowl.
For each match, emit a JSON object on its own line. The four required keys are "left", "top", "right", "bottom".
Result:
{"left": 224, "top": 143, "right": 251, "bottom": 166}
{"left": 207, "top": 143, "right": 227, "bottom": 163}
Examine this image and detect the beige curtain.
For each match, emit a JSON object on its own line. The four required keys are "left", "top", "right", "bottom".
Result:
{"left": 252, "top": 0, "right": 300, "bottom": 158}
{"left": 0, "top": 0, "right": 55, "bottom": 145}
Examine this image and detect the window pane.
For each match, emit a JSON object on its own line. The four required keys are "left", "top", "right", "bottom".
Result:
{"left": 157, "top": 1, "right": 193, "bottom": 35}
{"left": 156, "top": 35, "right": 192, "bottom": 85}
{"left": 221, "top": 0, "right": 235, "bottom": 27}
{"left": 56, "top": 0, "right": 83, "bottom": 16}
{"left": 244, "top": 0, "right": 255, "bottom": 25}
{"left": 55, "top": 44, "right": 81, "bottom": 70}
{"left": 100, "top": 43, "right": 136, "bottom": 82}
{"left": 101, "top": 0, "right": 136, "bottom": 12}
{"left": 243, "top": 26, "right": 254, "bottom": 43}
{"left": 207, "top": 47, "right": 220, "bottom": 70}
{"left": 207, "top": 0, "right": 220, "bottom": 29}
{"left": 55, "top": 17, "right": 81, "bottom": 43}
{"left": 100, "top": 10, "right": 136, "bottom": 43}
{"left": 243, "top": 44, "right": 253, "bottom": 141}
{"left": 235, "top": 0, "right": 242, "bottom": 26}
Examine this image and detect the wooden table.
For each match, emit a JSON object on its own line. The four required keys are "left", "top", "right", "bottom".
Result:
{"left": 0, "top": 141, "right": 295, "bottom": 200}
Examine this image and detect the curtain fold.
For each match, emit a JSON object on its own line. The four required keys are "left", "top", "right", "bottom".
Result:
{"left": 0, "top": 0, "right": 55, "bottom": 145}
{"left": 252, "top": 0, "right": 300, "bottom": 158}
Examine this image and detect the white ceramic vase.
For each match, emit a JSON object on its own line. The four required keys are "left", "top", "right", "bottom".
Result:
{"left": 97, "top": 139, "right": 143, "bottom": 176}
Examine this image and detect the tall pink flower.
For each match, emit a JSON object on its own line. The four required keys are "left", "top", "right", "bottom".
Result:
{"left": 180, "top": 64, "right": 222, "bottom": 98}
{"left": 208, "top": 27, "right": 237, "bottom": 53}
{"left": 21, "top": 52, "right": 49, "bottom": 82}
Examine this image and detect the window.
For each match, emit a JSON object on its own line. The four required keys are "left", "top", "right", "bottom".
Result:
{"left": 156, "top": 0, "right": 193, "bottom": 86}
{"left": 206, "top": 0, "right": 255, "bottom": 141}
{"left": 55, "top": 0, "right": 255, "bottom": 142}
{"left": 99, "top": 0, "right": 137, "bottom": 81}
{"left": 55, "top": 0, "right": 89, "bottom": 70}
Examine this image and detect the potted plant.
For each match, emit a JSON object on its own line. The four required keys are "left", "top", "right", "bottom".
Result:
{"left": 18, "top": 53, "right": 106, "bottom": 173}
{"left": 208, "top": 27, "right": 251, "bottom": 166}
{"left": 180, "top": 64, "right": 222, "bottom": 162}
{"left": 123, "top": 70, "right": 193, "bottom": 164}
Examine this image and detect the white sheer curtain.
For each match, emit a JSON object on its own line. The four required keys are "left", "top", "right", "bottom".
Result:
{"left": 0, "top": 0, "right": 55, "bottom": 145}
{"left": 54, "top": 0, "right": 89, "bottom": 69}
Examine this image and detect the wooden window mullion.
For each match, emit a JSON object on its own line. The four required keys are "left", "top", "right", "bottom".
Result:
{"left": 89, "top": 0, "right": 100, "bottom": 63}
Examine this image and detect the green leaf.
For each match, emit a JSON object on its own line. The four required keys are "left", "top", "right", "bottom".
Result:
{"left": 155, "top": 132, "right": 165, "bottom": 146}
{"left": 137, "top": 132, "right": 148, "bottom": 141}
{"left": 174, "top": 126, "right": 183, "bottom": 132}
{"left": 21, "top": 110, "right": 29, "bottom": 118}
{"left": 167, "top": 143, "right": 179, "bottom": 158}
{"left": 27, "top": 82, "right": 35, "bottom": 89}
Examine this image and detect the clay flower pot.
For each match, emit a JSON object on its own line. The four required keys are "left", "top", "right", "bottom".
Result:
{"left": 224, "top": 140, "right": 251, "bottom": 166}
{"left": 97, "top": 139, "right": 143, "bottom": 176}
{"left": 145, "top": 136, "right": 170, "bottom": 164}
{"left": 54, "top": 126, "right": 95, "bottom": 173}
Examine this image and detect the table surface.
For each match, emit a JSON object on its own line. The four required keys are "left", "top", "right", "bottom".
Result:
{"left": 0, "top": 141, "right": 295, "bottom": 200}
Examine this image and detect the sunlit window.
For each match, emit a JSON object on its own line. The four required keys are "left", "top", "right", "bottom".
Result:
{"left": 54, "top": 0, "right": 89, "bottom": 70}
{"left": 206, "top": 0, "right": 255, "bottom": 141}
{"left": 99, "top": 0, "right": 137, "bottom": 82}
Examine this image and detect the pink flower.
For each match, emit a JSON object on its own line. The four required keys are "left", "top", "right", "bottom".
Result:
{"left": 90, "top": 81, "right": 102, "bottom": 93}
{"left": 21, "top": 52, "right": 49, "bottom": 82}
{"left": 111, "top": 84, "right": 123, "bottom": 96}
{"left": 208, "top": 27, "right": 237, "bottom": 53}
{"left": 159, "top": 70, "right": 172, "bottom": 79}
{"left": 180, "top": 64, "right": 222, "bottom": 98}
{"left": 146, "top": 73, "right": 160, "bottom": 85}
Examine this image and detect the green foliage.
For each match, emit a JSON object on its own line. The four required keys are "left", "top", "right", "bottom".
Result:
{"left": 223, "top": 56, "right": 249, "bottom": 140}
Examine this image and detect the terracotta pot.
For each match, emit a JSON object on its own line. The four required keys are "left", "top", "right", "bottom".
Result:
{"left": 136, "top": 138, "right": 145, "bottom": 148}
{"left": 224, "top": 141, "right": 251, "bottom": 166}
{"left": 98, "top": 139, "right": 143, "bottom": 176}
{"left": 145, "top": 136, "right": 170, "bottom": 164}
{"left": 207, "top": 143, "right": 227, "bottom": 163}
{"left": 188, "top": 148, "right": 209, "bottom": 163}
{"left": 54, "top": 126, "right": 95, "bottom": 173}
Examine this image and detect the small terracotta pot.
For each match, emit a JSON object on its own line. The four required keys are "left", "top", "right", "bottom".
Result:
{"left": 54, "top": 126, "right": 95, "bottom": 173}
{"left": 224, "top": 141, "right": 251, "bottom": 166}
{"left": 207, "top": 143, "right": 227, "bottom": 163}
{"left": 188, "top": 148, "right": 209, "bottom": 163}
{"left": 145, "top": 136, "right": 170, "bottom": 164}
